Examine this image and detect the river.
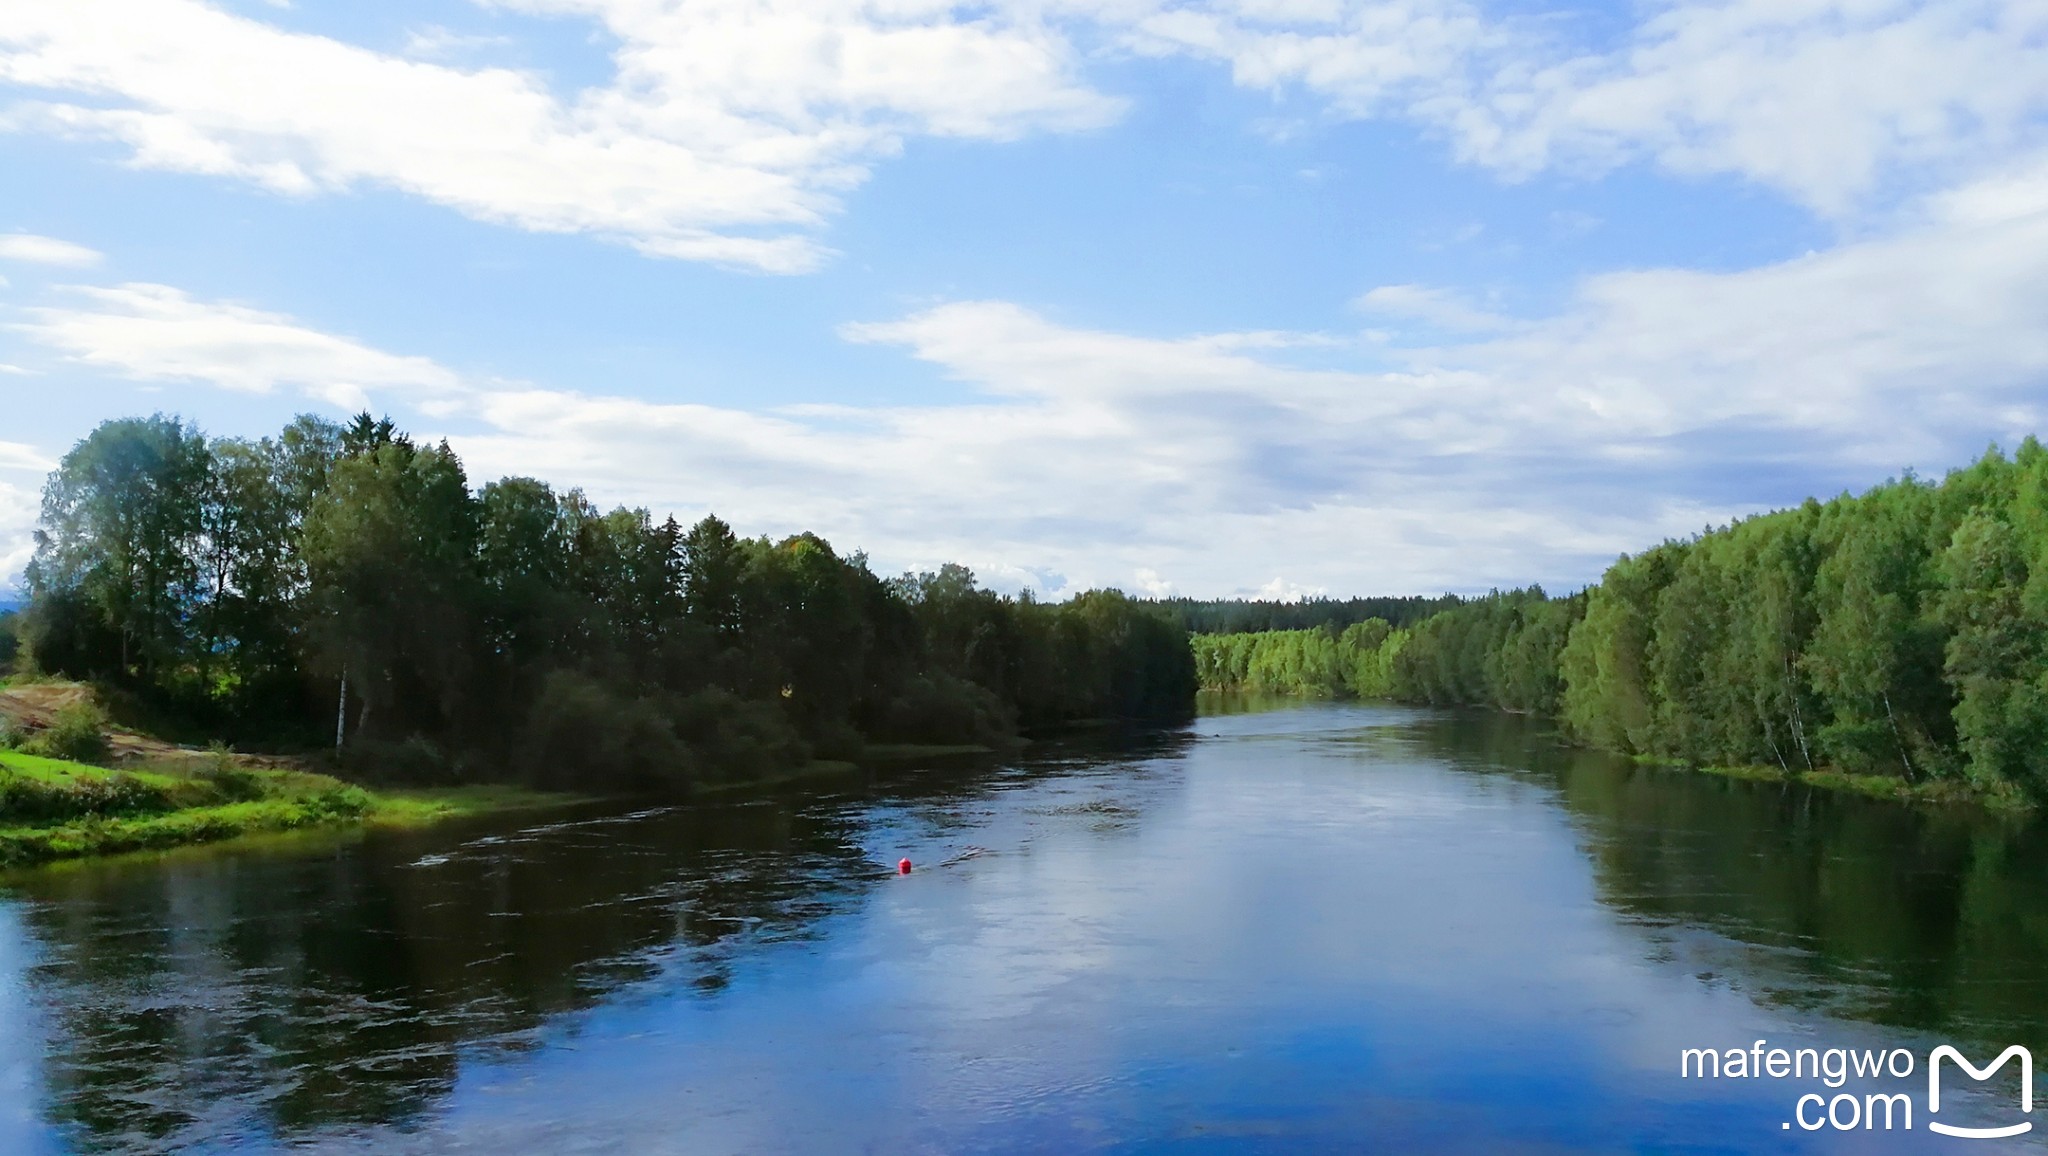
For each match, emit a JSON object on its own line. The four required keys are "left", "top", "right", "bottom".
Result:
{"left": 3, "top": 701, "right": 2045, "bottom": 1152}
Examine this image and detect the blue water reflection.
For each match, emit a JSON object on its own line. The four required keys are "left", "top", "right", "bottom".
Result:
{"left": 2, "top": 702, "right": 2039, "bottom": 1152}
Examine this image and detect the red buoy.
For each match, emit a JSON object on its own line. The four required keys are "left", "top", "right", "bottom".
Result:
{"left": 898, "top": 858, "right": 913, "bottom": 875}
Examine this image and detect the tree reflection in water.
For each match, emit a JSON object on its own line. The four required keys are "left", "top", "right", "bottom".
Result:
{"left": 10, "top": 713, "right": 2048, "bottom": 1151}
{"left": 1410, "top": 709, "right": 2048, "bottom": 1056}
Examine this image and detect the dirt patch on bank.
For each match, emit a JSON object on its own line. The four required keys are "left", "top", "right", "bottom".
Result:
{"left": 0, "top": 683, "right": 273, "bottom": 767}
{"left": 0, "top": 683, "right": 95, "bottom": 726}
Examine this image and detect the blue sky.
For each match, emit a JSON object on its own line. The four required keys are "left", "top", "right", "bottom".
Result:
{"left": 3, "top": 0, "right": 2047, "bottom": 599}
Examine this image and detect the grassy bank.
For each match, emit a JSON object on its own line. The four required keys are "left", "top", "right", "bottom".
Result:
{"left": 1680, "top": 759, "right": 2030, "bottom": 811}
{"left": 1616, "top": 748, "right": 2029, "bottom": 810}
{"left": 0, "top": 750, "right": 573, "bottom": 869}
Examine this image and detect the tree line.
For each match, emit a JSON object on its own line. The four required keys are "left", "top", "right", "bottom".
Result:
{"left": 1150, "top": 594, "right": 1463, "bottom": 635}
{"left": 1197, "top": 441, "right": 2048, "bottom": 798}
{"left": 1191, "top": 589, "right": 1574, "bottom": 707}
{"left": 20, "top": 414, "right": 1196, "bottom": 789}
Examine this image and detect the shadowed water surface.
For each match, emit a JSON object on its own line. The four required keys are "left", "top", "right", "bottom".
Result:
{"left": 4, "top": 702, "right": 2047, "bottom": 1152}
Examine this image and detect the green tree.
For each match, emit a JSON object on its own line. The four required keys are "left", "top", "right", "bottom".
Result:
{"left": 1804, "top": 487, "right": 1948, "bottom": 778}
{"left": 27, "top": 415, "right": 210, "bottom": 679}
{"left": 302, "top": 441, "right": 480, "bottom": 742}
{"left": 1937, "top": 511, "right": 2048, "bottom": 790}
{"left": 680, "top": 515, "right": 745, "bottom": 640}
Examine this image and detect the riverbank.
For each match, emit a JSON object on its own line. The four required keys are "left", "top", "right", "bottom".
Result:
{"left": 1204, "top": 689, "right": 2036, "bottom": 812}
{"left": 0, "top": 749, "right": 574, "bottom": 868}
{"left": 1681, "top": 759, "right": 2030, "bottom": 811}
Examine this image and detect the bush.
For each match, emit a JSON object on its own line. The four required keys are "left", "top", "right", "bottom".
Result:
{"left": 519, "top": 670, "right": 699, "bottom": 792}
{"left": 668, "top": 686, "right": 809, "bottom": 785}
{"left": 868, "top": 673, "right": 1012, "bottom": 746}
{"left": 0, "top": 771, "right": 176, "bottom": 825}
{"left": 23, "top": 702, "right": 112, "bottom": 765}
{"left": 341, "top": 736, "right": 455, "bottom": 785}
{"left": 18, "top": 590, "right": 122, "bottom": 683}
{"left": 518, "top": 673, "right": 812, "bottom": 792}
{"left": 196, "top": 744, "right": 268, "bottom": 802}
{"left": 302, "top": 785, "right": 373, "bottom": 819}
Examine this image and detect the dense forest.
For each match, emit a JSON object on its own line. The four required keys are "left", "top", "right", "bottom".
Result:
{"left": 1150, "top": 595, "right": 1462, "bottom": 634}
{"left": 17, "top": 414, "right": 1196, "bottom": 790}
{"left": 1198, "top": 441, "right": 2048, "bottom": 799}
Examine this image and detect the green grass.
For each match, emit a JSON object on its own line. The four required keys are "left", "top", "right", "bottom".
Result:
{"left": 1, "top": 749, "right": 180, "bottom": 787}
{"left": 365, "top": 785, "right": 581, "bottom": 827}
{"left": 1681, "top": 759, "right": 2032, "bottom": 811}
{"left": 1690, "top": 761, "right": 1788, "bottom": 784}
{"left": 0, "top": 751, "right": 580, "bottom": 869}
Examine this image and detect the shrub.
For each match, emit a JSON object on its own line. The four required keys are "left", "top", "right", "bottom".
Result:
{"left": 197, "top": 744, "right": 268, "bottom": 802}
{"left": 0, "top": 771, "right": 176, "bottom": 825}
{"left": 518, "top": 673, "right": 812, "bottom": 792}
{"left": 519, "top": 670, "right": 699, "bottom": 792}
{"left": 868, "top": 673, "right": 1011, "bottom": 746}
{"left": 23, "top": 702, "right": 112, "bottom": 765}
{"left": 668, "top": 686, "right": 809, "bottom": 784}
{"left": 341, "top": 736, "right": 455, "bottom": 785}
{"left": 302, "top": 785, "right": 372, "bottom": 819}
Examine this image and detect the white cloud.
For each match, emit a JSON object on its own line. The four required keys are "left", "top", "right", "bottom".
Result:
{"left": 1441, "top": 202, "right": 2048, "bottom": 460}
{"left": 1253, "top": 576, "right": 1324, "bottom": 603}
{"left": 2, "top": 0, "right": 2035, "bottom": 272}
{"left": 0, "top": 442, "right": 51, "bottom": 472}
{"left": 0, "top": 0, "right": 1119, "bottom": 273}
{"left": 1121, "top": 0, "right": 2048, "bottom": 215}
{"left": 0, "top": 233, "right": 101, "bottom": 267}
{"left": 1132, "top": 567, "right": 1176, "bottom": 597}
{"left": 1355, "top": 284, "right": 1511, "bottom": 332}
{"left": 0, "top": 479, "right": 33, "bottom": 584}
{"left": 12, "top": 170, "right": 2048, "bottom": 597}
{"left": 343, "top": 185, "right": 2048, "bottom": 593}
{"left": 499, "top": 0, "right": 1122, "bottom": 139}
{"left": 2, "top": 5, "right": 2041, "bottom": 596}
{"left": 12, "top": 283, "right": 464, "bottom": 410}
{"left": 1928, "top": 147, "right": 2048, "bottom": 226}
{"left": 0, "top": 276, "right": 1609, "bottom": 592}
{"left": 401, "top": 26, "right": 514, "bottom": 60}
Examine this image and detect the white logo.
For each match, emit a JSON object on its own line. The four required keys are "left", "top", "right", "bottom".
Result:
{"left": 1929, "top": 1045, "right": 2033, "bottom": 1139}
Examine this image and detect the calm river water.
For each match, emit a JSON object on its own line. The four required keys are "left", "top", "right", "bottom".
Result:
{"left": 4, "top": 701, "right": 2048, "bottom": 1153}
